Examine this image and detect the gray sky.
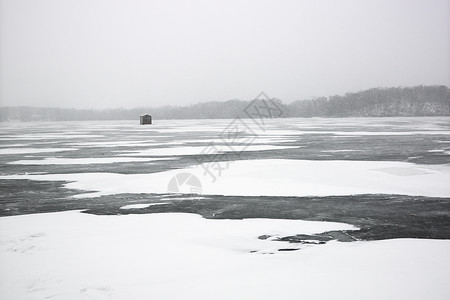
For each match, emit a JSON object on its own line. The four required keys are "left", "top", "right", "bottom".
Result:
{"left": 0, "top": 0, "right": 449, "bottom": 109}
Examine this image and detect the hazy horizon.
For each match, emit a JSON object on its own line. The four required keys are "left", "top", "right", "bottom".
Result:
{"left": 0, "top": 84, "right": 448, "bottom": 110}
{"left": 1, "top": 0, "right": 449, "bottom": 109}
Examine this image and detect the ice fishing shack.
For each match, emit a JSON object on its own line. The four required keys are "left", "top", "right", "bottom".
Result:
{"left": 140, "top": 114, "right": 152, "bottom": 125}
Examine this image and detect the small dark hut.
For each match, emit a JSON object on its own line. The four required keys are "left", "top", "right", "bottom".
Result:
{"left": 140, "top": 114, "right": 152, "bottom": 125}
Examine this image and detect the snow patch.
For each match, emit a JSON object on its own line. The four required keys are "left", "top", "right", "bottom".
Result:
{"left": 120, "top": 203, "right": 168, "bottom": 209}
{"left": 0, "top": 211, "right": 448, "bottom": 300}
{"left": 8, "top": 157, "right": 171, "bottom": 165}
{"left": 2, "top": 159, "right": 449, "bottom": 197}
{"left": 0, "top": 148, "right": 77, "bottom": 155}
{"left": 118, "top": 145, "right": 300, "bottom": 156}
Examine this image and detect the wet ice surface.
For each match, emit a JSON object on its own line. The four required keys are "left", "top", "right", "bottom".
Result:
{"left": 1, "top": 117, "right": 450, "bottom": 299}
{"left": 1, "top": 117, "right": 450, "bottom": 175}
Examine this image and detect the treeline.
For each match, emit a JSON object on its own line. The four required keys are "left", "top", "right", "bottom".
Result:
{"left": 284, "top": 85, "right": 449, "bottom": 117}
{"left": 1, "top": 85, "right": 448, "bottom": 122}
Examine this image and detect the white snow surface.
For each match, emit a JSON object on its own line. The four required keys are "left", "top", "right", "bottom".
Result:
{"left": 0, "top": 147, "right": 77, "bottom": 155}
{"left": 2, "top": 159, "right": 449, "bottom": 197}
{"left": 0, "top": 143, "right": 30, "bottom": 147}
{"left": 0, "top": 134, "right": 104, "bottom": 140}
{"left": 321, "top": 149, "right": 363, "bottom": 152}
{"left": 0, "top": 211, "right": 449, "bottom": 300}
{"left": 120, "top": 203, "right": 168, "bottom": 209}
{"left": 8, "top": 157, "right": 171, "bottom": 165}
{"left": 118, "top": 145, "right": 300, "bottom": 156}
{"left": 66, "top": 140, "right": 156, "bottom": 147}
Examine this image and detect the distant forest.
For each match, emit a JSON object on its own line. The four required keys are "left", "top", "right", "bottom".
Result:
{"left": 1, "top": 85, "right": 449, "bottom": 122}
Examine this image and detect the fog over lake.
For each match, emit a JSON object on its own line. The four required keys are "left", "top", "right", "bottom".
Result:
{"left": 1, "top": 0, "right": 449, "bottom": 109}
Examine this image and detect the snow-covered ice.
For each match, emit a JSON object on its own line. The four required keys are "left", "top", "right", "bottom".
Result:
{"left": 2, "top": 159, "right": 450, "bottom": 197}
{"left": 0, "top": 211, "right": 448, "bottom": 300}
{"left": 118, "top": 145, "right": 300, "bottom": 156}
{"left": 320, "top": 149, "right": 363, "bottom": 152}
{"left": 1, "top": 118, "right": 450, "bottom": 299}
{"left": 8, "top": 157, "right": 171, "bottom": 165}
{"left": 120, "top": 203, "right": 168, "bottom": 209}
{"left": 66, "top": 140, "right": 156, "bottom": 147}
{"left": 0, "top": 147, "right": 77, "bottom": 155}
{"left": 0, "top": 134, "right": 104, "bottom": 140}
{"left": 260, "top": 130, "right": 450, "bottom": 136}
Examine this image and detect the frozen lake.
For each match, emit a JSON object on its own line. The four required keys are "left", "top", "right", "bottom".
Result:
{"left": 1, "top": 117, "right": 450, "bottom": 299}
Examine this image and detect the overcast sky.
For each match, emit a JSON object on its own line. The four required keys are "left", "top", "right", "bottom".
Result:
{"left": 0, "top": 0, "right": 449, "bottom": 108}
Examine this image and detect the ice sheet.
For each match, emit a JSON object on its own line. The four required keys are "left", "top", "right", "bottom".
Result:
{"left": 261, "top": 130, "right": 450, "bottom": 136}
